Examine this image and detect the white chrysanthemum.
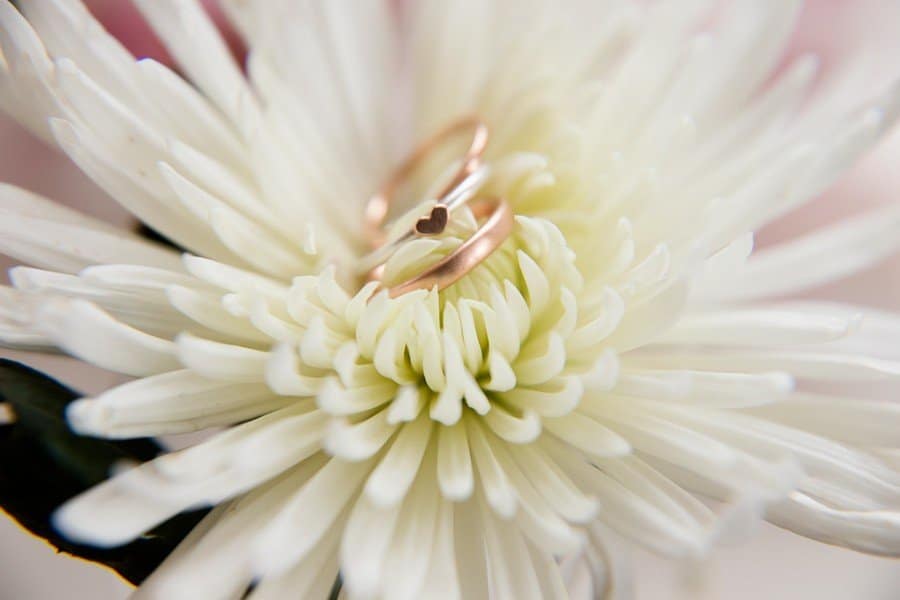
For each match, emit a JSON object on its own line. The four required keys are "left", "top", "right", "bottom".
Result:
{"left": 2, "top": 0, "right": 900, "bottom": 598}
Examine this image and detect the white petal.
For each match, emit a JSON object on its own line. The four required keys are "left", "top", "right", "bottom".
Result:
{"left": 133, "top": 0, "right": 256, "bottom": 130}
{"left": 590, "top": 405, "right": 739, "bottom": 472}
{"left": 381, "top": 454, "right": 442, "bottom": 600}
{"left": 437, "top": 422, "right": 474, "bottom": 501}
{"left": 466, "top": 414, "right": 518, "bottom": 518}
{"left": 249, "top": 528, "right": 341, "bottom": 600}
{"left": 499, "top": 377, "right": 584, "bottom": 418}
{"left": 526, "top": 542, "right": 570, "bottom": 600}
{"left": 585, "top": 523, "right": 636, "bottom": 599}
{"left": 49, "top": 117, "right": 229, "bottom": 260}
{"left": 416, "top": 500, "right": 462, "bottom": 600}
{"left": 544, "top": 411, "right": 632, "bottom": 458}
{"left": 0, "top": 0, "right": 61, "bottom": 140}
{"left": 386, "top": 384, "right": 427, "bottom": 424}
{"left": 482, "top": 404, "right": 542, "bottom": 444}
{"left": 0, "top": 286, "right": 54, "bottom": 350}
{"left": 622, "top": 366, "right": 793, "bottom": 403}
{"left": 627, "top": 348, "right": 900, "bottom": 382}
{"left": 167, "top": 285, "right": 269, "bottom": 344}
{"left": 485, "top": 430, "right": 583, "bottom": 553}
{"left": 17, "top": 0, "right": 137, "bottom": 103}
{"left": 567, "top": 287, "right": 625, "bottom": 358}
{"left": 768, "top": 492, "right": 900, "bottom": 556}
{"left": 659, "top": 308, "right": 861, "bottom": 346}
{"left": 37, "top": 298, "right": 179, "bottom": 376}
{"left": 135, "top": 459, "right": 326, "bottom": 600}
{"left": 340, "top": 495, "right": 402, "bottom": 597}
{"left": 182, "top": 254, "right": 288, "bottom": 298}
{"left": 364, "top": 412, "right": 434, "bottom": 507}
{"left": 175, "top": 333, "right": 268, "bottom": 382}
{"left": 265, "top": 342, "right": 323, "bottom": 396}
{"left": 509, "top": 442, "right": 599, "bottom": 524}
{"left": 316, "top": 376, "right": 396, "bottom": 416}
{"left": 140, "top": 62, "right": 245, "bottom": 166}
{"left": 559, "top": 450, "right": 704, "bottom": 556}
{"left": 655, "top": 406, "right": 900, "bottom": 507}
{"left": 452, "top": 500, "right": 490, "bottom": 599}
{"left": 606, "top": 282, "right": 688, "bottom": 352}
{"left": 746, "top": 394, "right": 900, "bottom": 447}
{"left": 481, "top": 496, "right": 545, "bottom": 600}
{"left": 513, "top": 332, "right": 566, "bottom": 386}
{"left": 55, "top": 407, "right": 323, "bottom": 546}
{"left": 323, "top": 410, "right": 397, "bottom": 461}
{"left": 254, "top": 456, "right": 374, "bottom": 577}
{"left": 0, "top": 184, "right": 182, "bottom": 272}
{"left": 68, "top": 370, "right": 290, "bottom": 437}
{"left": 208, "top": 205, "right": 313, "bottom": 279}
{"left": 708, "top": 207, "right": 900, "bottom": 302}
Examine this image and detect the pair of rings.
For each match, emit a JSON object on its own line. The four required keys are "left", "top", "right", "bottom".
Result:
{"left": 360, "top": 117, "right": 514, "bottom": 298}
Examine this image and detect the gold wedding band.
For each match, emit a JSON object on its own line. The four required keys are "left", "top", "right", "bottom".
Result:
{"left": 363, "top": 116, "right": 489, "bottom": 248}
{"left": 378, "top": 197, "right": 514, "bottom": 298}
{"left": 360, "top": 116, "right": 514, "bottom": 298}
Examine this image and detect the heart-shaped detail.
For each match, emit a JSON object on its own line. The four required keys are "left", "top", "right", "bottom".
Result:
{"left": 415, "top": 204, "right": 449, "bottom": 235}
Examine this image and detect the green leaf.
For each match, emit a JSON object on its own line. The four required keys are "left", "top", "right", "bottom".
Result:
{"left": 0, "top": 359, "right": 208, "bottom": 585}
{"left": 328, "top": 575, "right": 343, "bottom": 600}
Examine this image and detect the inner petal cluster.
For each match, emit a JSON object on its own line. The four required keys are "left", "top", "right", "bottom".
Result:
{"left": 278, "top": 214, "right": 618, "bottom": 496}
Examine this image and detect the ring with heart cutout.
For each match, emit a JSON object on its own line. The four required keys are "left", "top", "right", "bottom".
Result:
{"left": 357, "top": 116, "right": 491, "bottom": 279}
{"left": 372, "top": 196, "right": 515, "bottom": 298}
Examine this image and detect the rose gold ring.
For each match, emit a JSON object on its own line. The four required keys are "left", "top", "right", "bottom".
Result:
{"left": 363, "top": 116, "right": 489, "bottom": 249}
{"left": 376, "top": 197, "right": 515, "bottom": 298}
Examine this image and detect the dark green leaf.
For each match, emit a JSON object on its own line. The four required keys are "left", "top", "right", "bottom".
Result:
{"left": 328, "top": 575, "right": 343, "bottom": 600}
{"left": 135, "top": 222, "right": 185, "bottom": 253}
{"left": 0, "top": 359, "right": 208, "bottom": 585}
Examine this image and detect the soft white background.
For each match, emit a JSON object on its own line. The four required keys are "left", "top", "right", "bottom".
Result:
{"left": 2, "top": 1, "right": 900, "bottom": 597}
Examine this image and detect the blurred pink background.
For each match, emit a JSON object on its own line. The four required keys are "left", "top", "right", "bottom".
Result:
{"left": 2, "top": 1, "right": 900, "bottom": 597}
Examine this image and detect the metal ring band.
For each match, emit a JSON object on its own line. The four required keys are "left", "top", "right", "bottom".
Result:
{"left": 356, "top": 166, "right": 489, "bottom": 277}
{"left": 363, "top": 116, "right": 489, "bottom": 248}
{"left": 378, "top": 197, "right": 514, "bottom": 298}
